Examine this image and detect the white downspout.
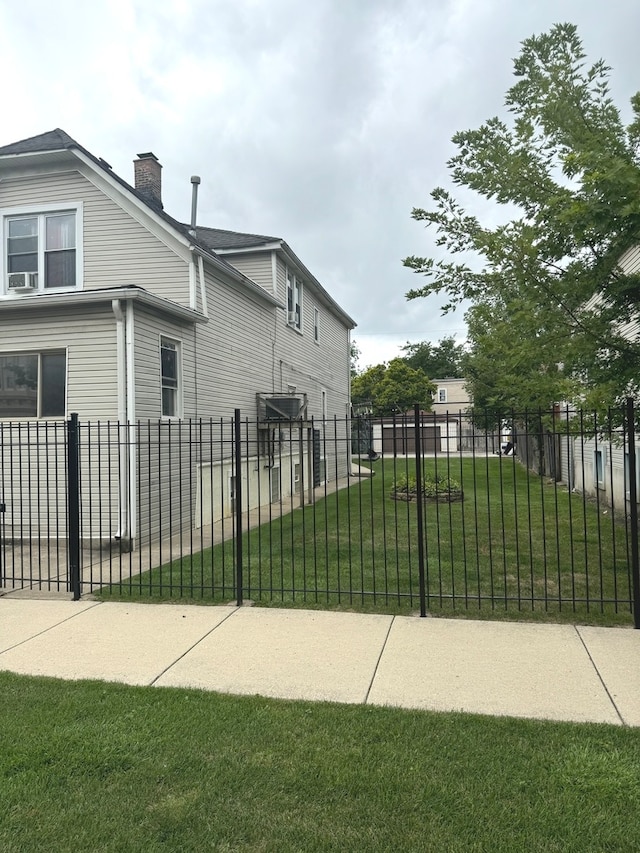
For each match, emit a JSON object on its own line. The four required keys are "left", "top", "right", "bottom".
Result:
{"left": 125, "top": 300, "right": 137, "bottom": 547}
{"left": 112, "top": 299, "right": 129, "bottom": 542}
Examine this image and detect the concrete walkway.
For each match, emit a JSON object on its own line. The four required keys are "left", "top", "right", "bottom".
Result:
{"left": 0, "top": 597, "right": 638, "bottom": 726}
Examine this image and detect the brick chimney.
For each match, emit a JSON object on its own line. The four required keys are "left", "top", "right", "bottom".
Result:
{"left": 133, "top": 152, "right": 163, "bottom": 209}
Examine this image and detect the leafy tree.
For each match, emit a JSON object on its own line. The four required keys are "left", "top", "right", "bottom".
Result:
{"left": 403, "top": 23, "right": 640, "bottom": 417}
{"left": 350, "top": 340, "right": 361, "bottom": 378}
{"left": 351, "top": 362, "right": 386, "bottom": 405}
{"left": 351, "top": 358, "right": 435, "bottom": 415}
{"left": 401, "top": 336, "right": 464, "bottom": 378}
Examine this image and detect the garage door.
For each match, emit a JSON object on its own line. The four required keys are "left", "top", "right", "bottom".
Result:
{"left": 382, "top": 424, "right": 439, "bottom": 454}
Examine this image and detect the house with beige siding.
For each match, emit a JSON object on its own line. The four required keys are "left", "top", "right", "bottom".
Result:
{"left": 0, "top": 129, "right": 355, "bottom": 548}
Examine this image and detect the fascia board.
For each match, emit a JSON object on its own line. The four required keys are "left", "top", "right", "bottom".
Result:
{"left": 214, "top": 242, "right": 283, "bottom": 255}
{"left": 0, "top": 287, "right": 208, "bottom": 324}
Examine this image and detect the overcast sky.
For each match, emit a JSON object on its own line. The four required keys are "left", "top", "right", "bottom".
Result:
{"left": 2, "top": 0, "right": 639, "bottom": 369}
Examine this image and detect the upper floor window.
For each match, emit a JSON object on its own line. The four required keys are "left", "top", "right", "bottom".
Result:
{"left": 438, "top": 388, "right": 447, "bottom": 403}
{"left": 160, "top": 337, "right": 181, "bottom": 418}
{"left": 0, "top": 350, "right": 66, "bottom": 418}
{"left": 313, "top": 306, "right": 320, "bottom": 342}
{"left": 286, "top": 269, "right": 302, "bottom": 330}
{"left": 3, "top": 205, "right": 81, "bottom": 294}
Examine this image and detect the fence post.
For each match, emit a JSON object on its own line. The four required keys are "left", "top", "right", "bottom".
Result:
{"left": 67, "top": 413, "right": 81, "bottom": 601}
{"left": 414, "top": 404, "right": 427, "bottom": 617}
{"left": 626, "top": 399, "right": 640, "bottom": 629}
{"left": 234, "top": 409, "right": 243, "bottom": 607}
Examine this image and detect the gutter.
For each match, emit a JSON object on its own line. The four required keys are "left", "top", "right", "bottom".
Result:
{"left": 0, "top": 286, "right": 208, "bottom": 324}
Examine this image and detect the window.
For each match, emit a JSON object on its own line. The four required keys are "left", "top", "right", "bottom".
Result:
{"left": 438, "top": 388, "right": 447, "bottom": 403}
{"left": 321, "top": 389, "right": 327, "bottom": 422}
{"left": 0, "top": 351, "right": 66, "bottom": 418}
{"left": 5, "top": 208, "right": 79, "bottom": 291}
{"left": 270, "top": 466, "right": 281, "bottom": 502}
{"left": 160, "top": 337, "right": 180, "bottom": 417}
{"left": 313, "top": 307, "right": 319, "bottom": 342}
{"left": 593, "top": 448, "right": 606, "bottom": 489}
{"left": 286, "top": 269, "right": 302, "bottom": 330}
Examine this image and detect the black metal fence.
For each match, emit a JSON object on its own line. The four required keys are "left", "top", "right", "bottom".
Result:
{"left": 1, "top": 404, "right": 639, "bottom": 626}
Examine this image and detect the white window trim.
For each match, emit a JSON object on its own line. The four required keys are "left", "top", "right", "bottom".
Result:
{"left": 313, "top": 306, "right": 320, "bottom": 343}
{"left": 593, "top": 447, "right": 607, "bottom": 489}
{"left": 0, "top": 347, "right": 68, "bottom": 420}
{"left": 159, "top": 335, "right": 182, "bottom": 419}
{"left": 1, "top": 202, "right": 83, "bottom": 295}
{"left": 270, "top": 464, "right": 281, "bottom": 502}
{"left": 318, "top": 456, "right": 327, "bottom": 487}
{"left": 438, "top": 388, "right": 447, "bottom": 403}
{"left": 286, "top": 267, "right": 303, "bottom": 332}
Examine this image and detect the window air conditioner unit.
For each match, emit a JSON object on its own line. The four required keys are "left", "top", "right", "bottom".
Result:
{"left": 8, "top": 272, "right": 38, "bottom": 292}
{"left": 287, "top": 311, "right": 297, "bottom": 325}
{"left": 265, "top": 396, "right": 303, "bottom": 420}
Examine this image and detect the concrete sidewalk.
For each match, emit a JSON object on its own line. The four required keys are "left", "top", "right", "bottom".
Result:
{"left": 0, "top": 597, "right": 638, "bottom": 726}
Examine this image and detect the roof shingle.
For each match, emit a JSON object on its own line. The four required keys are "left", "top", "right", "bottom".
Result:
{"left": 0, "top": 128, "right": 78, "bottom": 156}
{"left": 190, "top": 226, "right": 281, "bottom": 251}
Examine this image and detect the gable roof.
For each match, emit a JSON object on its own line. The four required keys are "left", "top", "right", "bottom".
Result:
{"left": 0, "top": 128, "right": 78, "bottom": 155}
{"left": 190, "top": 226, "right": 357, "bottom": 328}
{"left": 0, "top": 129, "right": 354, "bottom": 325}
{"left": 0, "top": 130, "right": 281, "bottom": 306}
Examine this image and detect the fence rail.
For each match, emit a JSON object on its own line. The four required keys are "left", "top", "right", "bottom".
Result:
{"left": 1, "top": 404, "right": 639, "bottom": 627}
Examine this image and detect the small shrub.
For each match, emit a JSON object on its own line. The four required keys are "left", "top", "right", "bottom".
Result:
{"left": 391, "top": 472, "right": 462, "bottom": 498}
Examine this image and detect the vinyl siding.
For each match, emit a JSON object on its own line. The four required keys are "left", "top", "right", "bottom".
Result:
{"left": 431, "top": 378, "right": 471, "bottom": 415}
{"left": 618, "top": 245, "right": 640, "bottom": 276}
{"left": 192, "top": 267, "right": 277, "bottom": 417}
{"left": 133, "top": 306, "right": 197, "bottom": 420}
{"left": 0, "top": 304, "right": 119, "bottom": 543}
{"left": 1, "top": 169, "right": 190, "bottom": 304}
{"left": 271, "top": 255, "right": 351, "bottom": 479}
{"left": 273, "top": 255, "right": 350, "bottom": 418}
{"left": 0, "top": 302, "right": 118, "bottom": 420}
{"left": 221, "top": 251, "right": 275, "bottom": 294}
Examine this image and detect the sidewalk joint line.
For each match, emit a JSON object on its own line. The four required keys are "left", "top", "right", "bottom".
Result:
{"left": 0, "top": 599, "right": 102, "bottom": 656}
{"left": 364, "top": 615, "right": 395, "bottom": 705}
{"left": 574, "top": 625, "right": 626, "bottom": 726}
{"left": 148, "top": 606, "right": 240, "bottom": 686}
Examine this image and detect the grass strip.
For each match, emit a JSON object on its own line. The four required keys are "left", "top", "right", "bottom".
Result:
{"left": 1, "top": 671, "right": 640, "bottom": 852}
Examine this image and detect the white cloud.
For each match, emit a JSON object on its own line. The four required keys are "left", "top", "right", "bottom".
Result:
{"left": 2, "top": 0, "right": 639, "bottom": 352}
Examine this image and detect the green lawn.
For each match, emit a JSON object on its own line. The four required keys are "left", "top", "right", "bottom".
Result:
{"left": 98, "top": 457, "right": 634, "bottom": 626}
{"left": 1, "top": 672, "right": 639, "bottom": 852}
